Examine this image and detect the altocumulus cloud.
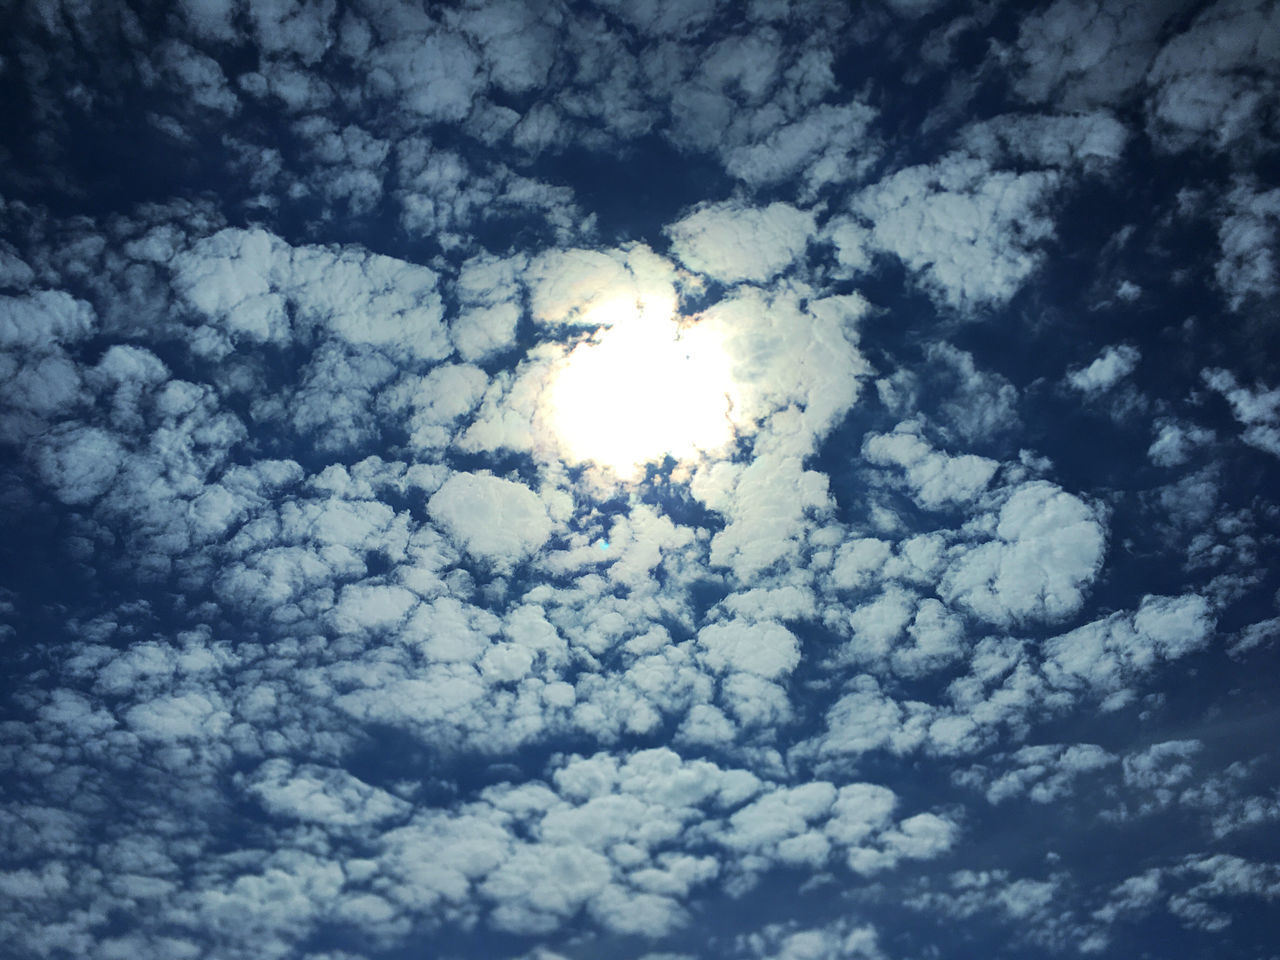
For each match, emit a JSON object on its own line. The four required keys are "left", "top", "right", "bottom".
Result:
{"left": 1, "top": 1, "right": 1279, "bottom": 960}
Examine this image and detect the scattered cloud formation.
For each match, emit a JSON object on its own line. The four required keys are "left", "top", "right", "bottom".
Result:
{"left": 1, "top": 2, "right": 1278, "bottom": 960}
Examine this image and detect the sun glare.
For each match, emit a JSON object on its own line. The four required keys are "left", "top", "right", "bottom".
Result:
{"left": 546, "top": 294, "right": 737, "bottom": 478}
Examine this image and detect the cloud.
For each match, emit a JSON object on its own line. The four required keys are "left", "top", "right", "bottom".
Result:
{"left": 862, "top": 424, "right": 999, "bottom": 509}
{"left": 721, "top": 103, "right": 878, "bottom": 195}
{"left": 32, "top": 424, "right": 127, "bottom": 504}
{"left": 1214, "top": 182, "right": 1280, "bottom": 309}
{"left": 1144, "top": 0, "right": 1280, "bottom": 154}
{"left": 1203, "top": 367, "right": 1280, "bottom": 458}
{"left": 738, "top": 919, "right": 885, "bottom": 960}
{"left": 1066, "top": 344, "right": 1141, "bottom": 394}
{"left": 0, "top": 290, "right": 96, "bottom": 348}
{"left": 427, "top": 472, "right": 553, "bottom": 564}
{"left": 1008, "top": 0, "right": 1186, "bottom": 109}
{"left": 959, "top": 112, "right": 1129, "bottom": 169}
{"left": 1043, "top": 592, "right": 1215, "bottom": 696}
{"left": 172, "top": 227, "right": 449, "bottom": 360}
{"left": 963, "top": 742, "right": 1117, "bottom": 804}
{"left": 244, "top": 759, "right": 411, "bottom": 827}
{"left": 853, "top": 154, "right": 1059, "bottom": 310}
{"left": 667, "top": 201, "right": 816, "bottom": 284}
{"left": 1122, "top": 739, "right": 1200, "bottom": 790}
{"left": 697, "top": 618, "right": 801, "bottom": 679}
{"left": 3, "top": 1, "right": 1279, "bottom": 957}
{"left": 940, "top": 481, "right": 1106, "bottom": 625}
{"left": 1147, "top": 419, "right": 1215, "bottom": 466}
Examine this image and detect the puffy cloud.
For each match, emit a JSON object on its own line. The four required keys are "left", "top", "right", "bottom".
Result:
{"left": 172, "top": 228, "right": 449, "bottom": 361}
{"left": 1214, "top": 182, "right": 1280, "bottom": 310}
{"left": 1148, "top": 419, "right": 1215, "bottom": 466}
{"left": 846, "top": 812, "right": 959, "bottom": 875}
{"left": 1203, "top": 368, "right": 1280, "bottom": 458}
{"left": 923, "top": 343, "right": 1022, "bottom": 443}
{"left": 243, "top": 759, "right": 410, "bottom": 827}
{"left": 1144, "top": 0, "right": 1280, "bottom": 154}
{"left": 940, "top": 481, "right": 1106, "bottom": 625}
{"left": 1122, "top": 739, "right": 1200, "bottom": 790}
{"left": 1009, "top": 0, "right": 1189, "bottom": 108}
{"left": 0, "top": 290, "right": 96, "bottom": 348}
{"left": 1043, "top": 592, "right": 1215, "bottom": 695}
{"left": 1168, "top": 855, "right": 1280, "bottom": 932}
{"left": 738, "top": 919, "right": 885, "bottom": 960}
{"left": 594, "top": 0, "right": 720, "bottom": 37}
{"left": 3, "top": 2, "right": 1278, "bottom": 957}
{"left": 153, "top": 39, "right": 240, "bottom": 115}
{"left": 811, "top": 675, "right": 933, "bottom": 759}
{"left": 959, "top": 112, "right": 1129, "bottom": 169}
{"left": 964, "top": 743, "right": 1117, "bottom": 804}
{"left": 368, "top": 747, "right": 938, "bottom": 940}
{"left": 525, "top": 244, "right": 676, "bottom": 326}
{"left": 1066, "top": 344, "right": 1140, "bottom": 394}
{"left": 371, "top": 31, "right": 483, "bottom": 122}
{"left": 862, "top": 425, "right": 999, "bottom": 509}
{"left": 853, "top": 155, "right": 1059, "bottom": 310}
{"left": 723, "top": 103, "right": 878, "bottom": 195}
{"left": 697, "top": 619, "right": 801, "bottom": 679}
{"left": 32, "top": 424, "right": 127, "bottom": 504}
{"left": 125, "top": 690, "right": 230, "bottom": 741}
{"left": 427, "top": 472, "right": 553, "bottom": 563}
{"left": 451, "top": 252, "right": 527, "bottom": 361}
{"left": 667, "top": 201, "right": 815, "bottom": 284}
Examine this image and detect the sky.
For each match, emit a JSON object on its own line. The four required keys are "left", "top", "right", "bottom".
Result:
{"left": 1, "top": 0, "right": 1279, "bottom": 958}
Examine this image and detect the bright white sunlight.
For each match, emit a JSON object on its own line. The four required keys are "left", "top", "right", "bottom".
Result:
{"left": 546, "top": 294, "right": 738, "bottom": 478}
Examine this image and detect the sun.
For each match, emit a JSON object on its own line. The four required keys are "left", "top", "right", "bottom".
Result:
{"left": 545, "top": 293, "right": 738, "bottom": 478}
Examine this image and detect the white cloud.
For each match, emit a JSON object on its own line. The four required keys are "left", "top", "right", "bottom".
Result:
{"left": 667, "top": 201, "right": 815, "bottom": 284}
{"left": 172, "top": 227, "right": 449, "bottom": 361}
{"left": 5, "top": 4, "right": 1278, "bottom": 956}
{"left": 697, "top": 619, "right": 801, "bottom": 679}
{"left": 454, "top": 0, "right": 557, "bottom": 94}
{"left": 1148, "top": 419, "right": 1215, "bottom": 466}
{"left": 1122, "top": 739, "right": 1200, "bottom": 790}
{"left": 1009, "top": 0, "right": 1183, "bottom": 108}
{"left": 811, "top": 675, "right": 932, "bottom": 759}
{"left": 829, "top": 537, "right": 893, "bottom": 592}
{"left": 853, "top": 154, "right": 1059, "bottom": 310}
{"left": 372, "top": 31, "right": 482, "bottom": 121}
{"left": 1144, "top": 0, "right": 1280, "bottom": 154}
{"left": 1066, "top": 344, "right": 1140, "bottom": 394}
{"left": 32, "top": 424, "right": 127, "bottom": 504}
{"left": 941, "top": 481, "right": 1106, "bottom": 625}
{"left": 125, "top": 690, "right": 230, "bottom": 741}
{"left": 394, "top": 363, "right": 489, "bottom": 451}
{"left": 0, "top": 289, "right": 96, "bottom": 348}
{"left": 154, "top": 40, "right": 240, "bottom": 115}
{"left": 1043, "top": 592, "right": 1215, "bottom": 695}
{"left": 862, "top": 425, "right": 999, "bottom": 509}
{"left": 740, "top": 919, "right": 886, "bottom": 960}
{"left": 960, "top": 112, "right": 1129, "bottom": 168}
{"left": 427, "top": 472, "right": 553, "bottom": 564}
{"left": 1214, "top": 183, "right": 1280, "bottom": 310}
{"left": 974, "top": 743, "right": 1116, "bottom": 804}
{"left": 593, "top": 0, "right": 720, "bottom": 37}
{"left": 723, "top": 103, "right": 878, "bottom": 195}
{"left": 846, "top": 812, "right": 959, "bottom": 875}
{"left": 244, "top": 759, "right": 410, "bottom": 827}
{"left": 526, "top": 246, "right": 666, "bottom": 326}
{"left": 1203, "top": 367, "right": 1280, "bottom": 458}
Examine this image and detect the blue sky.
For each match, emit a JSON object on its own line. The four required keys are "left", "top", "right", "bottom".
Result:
{"left": 2, "top": 1, "right": 1280, "bottom": 958}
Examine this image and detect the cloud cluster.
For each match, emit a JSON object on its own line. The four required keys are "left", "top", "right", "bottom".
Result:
{"left": 2, "top": 0, "right": 1279, "bottom": 958}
